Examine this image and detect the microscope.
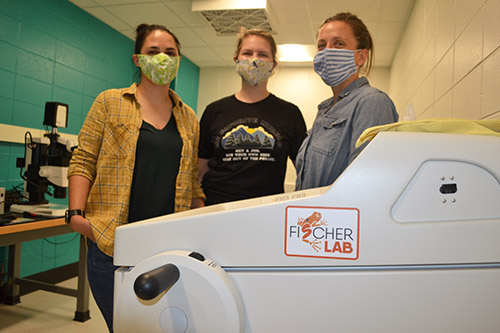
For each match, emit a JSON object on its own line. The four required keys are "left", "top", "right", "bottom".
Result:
{"left": 10, "top": 102, "right": 76, "bottom": 217}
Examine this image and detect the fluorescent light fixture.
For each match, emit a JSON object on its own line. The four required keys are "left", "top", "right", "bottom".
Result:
{"left": 278, "top": 44, "right": 317, "bottom": 62}
{"left": 192, "top": 0, "right": 267, "bottom": 11}
{"left": 192, "top": 0, "right": 277, "bottom": 35}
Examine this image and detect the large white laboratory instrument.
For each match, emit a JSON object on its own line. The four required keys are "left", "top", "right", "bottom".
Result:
{"left": 113, "top": 132, "right": 500, "bottom": 333}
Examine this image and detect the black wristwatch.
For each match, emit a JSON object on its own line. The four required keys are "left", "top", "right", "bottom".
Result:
{"left": 65, "top": 209, "right": 85, "bottom": 224}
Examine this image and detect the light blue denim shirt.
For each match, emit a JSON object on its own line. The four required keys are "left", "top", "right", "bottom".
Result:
{"left": 295, "top": 77, "right": 398, "bottom": 190}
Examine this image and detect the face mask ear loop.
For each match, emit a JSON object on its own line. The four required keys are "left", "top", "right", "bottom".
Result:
{"left": 354, "top": 49, "right": 364, "bottom": 72}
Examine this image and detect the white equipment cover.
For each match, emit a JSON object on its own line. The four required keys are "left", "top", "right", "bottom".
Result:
{"left": 113, "top": 132, "right": 500, "bottom": 333}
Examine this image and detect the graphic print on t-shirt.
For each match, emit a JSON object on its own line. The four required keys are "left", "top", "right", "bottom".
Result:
{"left": 217, "top": 117, "right": 282, "bottom": 163}
{"left": 222, "top": 124, "right": 274, "bottom": 149}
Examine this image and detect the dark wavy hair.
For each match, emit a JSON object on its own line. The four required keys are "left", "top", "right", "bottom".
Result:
{"left": 134, "top": 24, "right": 181, "bottom": 55}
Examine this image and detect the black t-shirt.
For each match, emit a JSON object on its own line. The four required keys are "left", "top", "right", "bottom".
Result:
{"left": 128, "top": 118, "right": 182, "bottom": 222}
{"left": 199, "top": 94, "right": 307, "bottom": 205}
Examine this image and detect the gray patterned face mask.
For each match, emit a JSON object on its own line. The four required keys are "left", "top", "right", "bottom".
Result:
{"left": 137, "top": 53, "right": 180, "bottom": 85}
{"left": 313, "top": 48, "right": 359, "bottom": 87}
{"left": 235, "top": 58, "right": 274, "bottom": 86}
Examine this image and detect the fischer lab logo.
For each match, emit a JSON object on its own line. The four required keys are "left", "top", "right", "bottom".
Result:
{"left": 285, "top": 206, "right": 359, "bottom": 260}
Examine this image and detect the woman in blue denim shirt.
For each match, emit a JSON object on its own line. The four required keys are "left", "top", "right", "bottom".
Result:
{"left": 295, "top": 12, "right": 399, "bottom": 190}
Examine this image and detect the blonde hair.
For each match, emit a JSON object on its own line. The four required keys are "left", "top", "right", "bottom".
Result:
{"left": 234, "top": 27, "right": 278, "bottom": 63}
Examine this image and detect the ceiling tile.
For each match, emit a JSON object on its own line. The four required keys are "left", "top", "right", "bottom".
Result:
{"left": 69, "top": 0, "right": 415, "bottom": 68}
{"left": 84, "top": 7, "right": 132, "bottom": 31}
{"left": 107, "top": 3, "right": 185, "bottom": 29}
{"left": 269, "top": 0, "right": 310, "bottom": 25}
{"left": 68, "top": 0, "right": 100, "bottom": 8}
{"left": 164, "top": 1, "right": 207, "bottom": 28}
{"left": 306, "top": 0, "right": 383, "bottom": 23}
{"left": 172, "top": 27, "right": 208, "bottom": 47}
{"left": 274, "top": 23, "right": 316, "bottom": 44}
{"left": 191, "top": 26, "right": 237, "bottom": 47}
{"left": 380, "top": 0, "right": 414, "bottom": 21}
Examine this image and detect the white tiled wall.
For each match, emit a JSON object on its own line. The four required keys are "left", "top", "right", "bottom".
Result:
{"left": 389, "top": 0, "right": 500, "bottom": 120}
{"left": 197, "top": 65, "right": 391, "bottom": 191}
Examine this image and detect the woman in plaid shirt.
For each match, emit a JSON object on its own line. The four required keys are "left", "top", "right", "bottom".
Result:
{"left": 67, "top": 24, "right": 205, "bottom": 331}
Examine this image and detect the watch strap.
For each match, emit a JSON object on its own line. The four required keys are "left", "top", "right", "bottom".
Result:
{"left": 65, "top": 209, "right": 85, "bottom": 224}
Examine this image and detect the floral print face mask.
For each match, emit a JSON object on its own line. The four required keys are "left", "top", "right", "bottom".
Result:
{"left": 235, "top": 58, "right": 274, "bottom": 86}
{"left": 136, "top": 53, "right": 180, "bottom": 86}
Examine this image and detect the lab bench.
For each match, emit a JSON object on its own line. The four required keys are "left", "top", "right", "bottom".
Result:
{"left": 0, "top": 217, "right": 90, "bottom": 322}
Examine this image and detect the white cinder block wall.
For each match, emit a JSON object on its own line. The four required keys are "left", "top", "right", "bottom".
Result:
{"left": 390, "top": 0, "right": 500, "bottom": 120}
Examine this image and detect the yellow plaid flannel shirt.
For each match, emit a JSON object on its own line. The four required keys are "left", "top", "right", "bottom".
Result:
{"left": 68, "top": 83, "right": 205, "bottom": 256}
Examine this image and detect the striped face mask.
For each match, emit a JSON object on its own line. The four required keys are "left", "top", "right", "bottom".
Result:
{"left": 313, "top": 48, "right": 359, "bottom": 87}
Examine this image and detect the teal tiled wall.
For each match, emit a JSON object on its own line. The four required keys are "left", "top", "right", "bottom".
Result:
{"left": 0, "top": 0, "right": 136, "bottom": 191}
{"left": 0, "top": 0, "right": 136, "bottom": 281}
{"left": 0, "top": 1, "right": 137, "bottom": 133}
{"left": 0, "top": 0, "right": 201, "bottom": 280}
{"left": 174, "top": 56, "right": 200, "bottom": 112}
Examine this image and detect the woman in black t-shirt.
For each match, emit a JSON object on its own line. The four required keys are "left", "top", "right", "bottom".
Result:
{"left": 198, "top": 28, "right": 307, "bottom": 205}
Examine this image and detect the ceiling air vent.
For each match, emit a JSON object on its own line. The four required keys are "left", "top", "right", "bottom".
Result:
{"left": 192, "top": 0, "right": 277, "bottom": 35}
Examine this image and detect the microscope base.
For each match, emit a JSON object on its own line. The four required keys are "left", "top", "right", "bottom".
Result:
{"left": 10, "top": 203, "right": 67, "bottom": 218}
